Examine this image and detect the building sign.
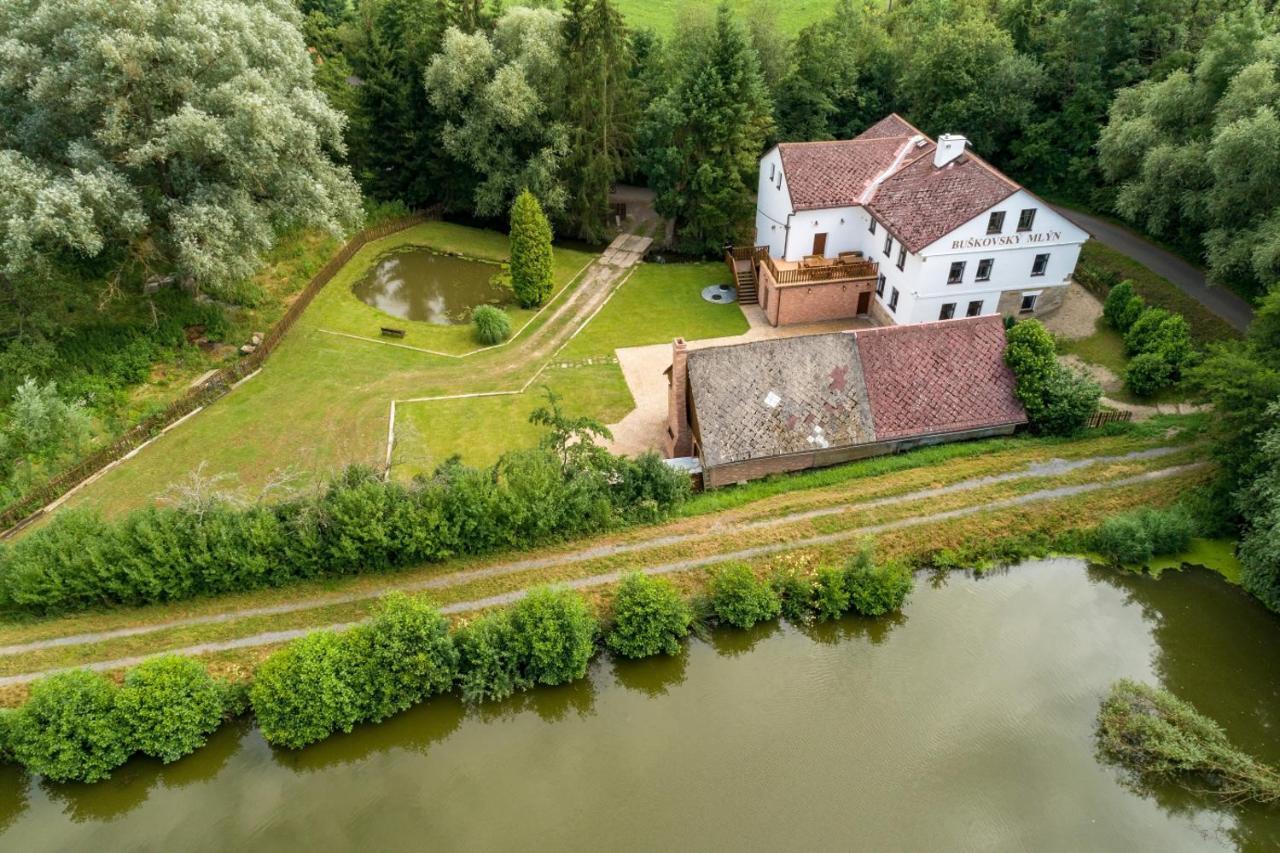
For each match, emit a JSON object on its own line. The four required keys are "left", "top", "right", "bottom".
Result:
{"left": 950, "top": 230, "right": 1062, "bottom": 250}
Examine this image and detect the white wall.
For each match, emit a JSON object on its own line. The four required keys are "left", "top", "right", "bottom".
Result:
{"left": 755, "top": 148, "right": 791, "bottom": 258}
{"left": 783, "top": 206, "right": 864, "bottom": 261}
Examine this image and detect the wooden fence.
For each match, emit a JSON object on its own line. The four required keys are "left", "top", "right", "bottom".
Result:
{"left": 1087, "top": 409, "right": 1133, "bottom": 429}
{"left": 0, "top": 212, "right": 433, "bottom": 537}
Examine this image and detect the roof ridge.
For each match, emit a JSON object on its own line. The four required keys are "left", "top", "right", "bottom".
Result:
{"left": 854, "top": 315, "right": 1000, "bottom": 338}
{"left": 779, "top": 136, "right": 911, "bottom": 149}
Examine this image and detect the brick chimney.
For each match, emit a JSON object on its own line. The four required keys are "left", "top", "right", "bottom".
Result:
{"left": 933, "top": 134, "right": 968, "bottom": 168}
{"left": 665, "top": 338, "right": 693, "bottom": 458}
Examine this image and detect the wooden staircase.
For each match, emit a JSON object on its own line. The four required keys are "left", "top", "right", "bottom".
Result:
{"left": 725, "top": 246, "right": 767, "bottom": 306}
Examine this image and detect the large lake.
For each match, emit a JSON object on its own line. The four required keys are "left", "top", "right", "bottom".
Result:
{"left": 2, "top": 558, "right": 1277, "bottom": 851}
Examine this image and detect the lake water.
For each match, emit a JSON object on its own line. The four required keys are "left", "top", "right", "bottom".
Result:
{"left": 351, "top": 249, "right": 506, "bottom": 324}
{"left": 2, "top": 558, "right": 1278, "bottom": 851}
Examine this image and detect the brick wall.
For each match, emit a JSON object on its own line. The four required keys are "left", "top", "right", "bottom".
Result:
{"left": 771, "top": 280, "right": 874, "bottom": 325}
{"left": 701, "top": 423, "right": 1019, "bottom": 488}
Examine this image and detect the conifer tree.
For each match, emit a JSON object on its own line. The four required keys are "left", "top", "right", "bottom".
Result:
{"left": 638, "top": 3, "right": 772, "bottom": 253}
{"left": 509, "top": 190, "right": 554, "bottom": 308}
{"left": 561, "top": 0, "right": 632, "bottom": 242}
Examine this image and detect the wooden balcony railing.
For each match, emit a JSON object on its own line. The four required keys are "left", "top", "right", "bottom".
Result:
{"left": 762, "top": 253, "right": 878, "bottom": 285}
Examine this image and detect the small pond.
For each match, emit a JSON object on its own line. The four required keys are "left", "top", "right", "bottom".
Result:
{"left": 351, "top": 249, "right": 506, "bottom": 325}
{"left": 2, "top": 558, "right": 1278, "bottom": 851}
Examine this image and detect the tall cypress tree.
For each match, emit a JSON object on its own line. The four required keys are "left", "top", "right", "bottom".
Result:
{"left": 638, "top": 3, "right": 772, "bottom": 253}
{"left": 560, "top": 0, "right": 632, "bottom": 243}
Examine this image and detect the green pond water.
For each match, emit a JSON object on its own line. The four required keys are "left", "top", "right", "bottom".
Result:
{"left": 2, "top": 557, "right": 1278, "bottom": 852}
{"left": 351, "top": 249, "right": 505, "bottom": 324}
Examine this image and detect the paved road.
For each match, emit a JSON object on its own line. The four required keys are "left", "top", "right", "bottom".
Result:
{"left": 1053, "top": 206, "right": 1254, "bottom": 332}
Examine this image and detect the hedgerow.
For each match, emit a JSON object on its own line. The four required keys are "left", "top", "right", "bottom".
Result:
{"left": 0, "top": 407, "right": 690, "bottom": 616}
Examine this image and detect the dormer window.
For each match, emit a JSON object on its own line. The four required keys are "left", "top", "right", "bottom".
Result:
{"left": 1018, "top": 208, "right": 1036, "bottom": 232}
{"left": 987, "top": 211, "right": 1005, "bottom": 234}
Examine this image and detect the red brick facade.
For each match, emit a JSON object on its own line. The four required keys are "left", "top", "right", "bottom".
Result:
{"left": 762, "top": 275, "right": 875, "bottom": 326}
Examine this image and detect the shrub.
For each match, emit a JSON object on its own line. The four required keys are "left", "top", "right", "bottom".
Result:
{"left": 845, "top": 558, "right": 912, "bottom": 617}
{"left": 770, "top": 567, "right": 815, "bottom": 624}
{"left": 1103, "top": 280, "right": 1143, "bottom": 331}
{"left": 0, "top": 410, "right": 689, "bottom": 617}
{"left": 0, "top": 708, "right": 14, "bottom": 763}
{"left": 455, "top": 609, "right": 525, "bottom": 704}
{"left": 1096, "top": 680, "right": 1280, "bottom": 803}
{"left": 1148, "top": 314, "right": 1195, "bottom": 373}
{"left": 606, "top": 573, "right": 693, "bottom": 659}
{"left": 1091, "top": 506, "right": 1196, "bottom": 566}
{"left": 250, "top": 631, "right": 366, "bottom": 749}
{"left": 809, "top": 566, "right": 851, "bottom": 621}
{"left": 1125, "top": 351, "right": 1173, "bottom": 397}
{"left": 472, "top": 305, "right": 512, "bottom": 345}
{"left": 1004, "top": 320, "right": 1100, "bottom": 435}
{"left": 509, "top": 586, "right": 597, "bottom": 687}
{"left": 709, "top": 564, "right": 781, "bottom": 629}
{"left": 9, "top": 670, "right": 131, "bottom": 783}
{"left": 361, "top": 594, "right": 459, "bottom": 723}
{"left": 509, "top": 189, "right": 554, "bottom": 308}
{"left": 116, "top": 656, "right": 226, "bottom": 763}
{"left": 1124, "top": 307, "right": 1172, "bottom": 356}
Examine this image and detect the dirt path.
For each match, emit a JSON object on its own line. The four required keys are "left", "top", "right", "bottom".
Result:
{"left": 0, "top": 449, "right": 1195, "bottom": 684}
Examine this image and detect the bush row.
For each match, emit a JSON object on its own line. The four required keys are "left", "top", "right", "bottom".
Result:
{"left": 1102, "top": 281, "right": 1197, "bottom": 396}
{"left": 0, "top": 438, "right": 689, "bottom": 616}
{"left": 1090, "top": 505, "right": 1197, "bottom": 566}
{"left": 3, "top": 657, "right": 239, "bottom": 783}
{"left": 1004, "top": 320, "right": 1101, "bottom": 436}
{"left": 4, "top": 554, "right": 913, "bottom": 780}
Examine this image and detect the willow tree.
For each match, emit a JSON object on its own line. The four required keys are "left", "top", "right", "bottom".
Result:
{"left": 560, "top": 0, "right": 631, "bottom": 242}
{"left": 0, "top": 0, "right": 362, "bottom": 294}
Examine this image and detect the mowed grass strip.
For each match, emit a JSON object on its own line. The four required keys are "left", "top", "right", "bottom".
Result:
{"left": 0, "top": 468, "right": 1202, "bottom": 707}
{"left": 0, "top": 423, "right": 1198, "bottom": 649}
{"left": 0, "top": 458, "right": 1208, "bottom": 678}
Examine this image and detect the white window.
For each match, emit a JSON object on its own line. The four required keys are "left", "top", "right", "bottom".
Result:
{"left": 888, "top": 287, "right": 899, "bottom": 312}
{"left": 896, "top": 245, "right": 906, "bottom": 271}
{"left": 976, "top": 258, "right": 994, "bottom": 281}
{"left": 948, "top": 261, "right": 965, "bottom": 284}
{"left": 1031, "top": 253, "right": 1049, "bottom": 277}
{"left": 1020, "top": 293, "right": 1038, "bottom": 313}
{"left": 883, "top": 234, "right": 893, "bottom": 257}
{"left": 987, "top": 211, "right": 1005, "bottom": 234}
{"left": 1018, "top": 208, "right": 1037, "bottom": 232}
{"left": 869, "top": 217, "right": 877, "bottom": 235}
{"left": 875, "top": 274, "right": 885, "bottom": 296}
{"left": 769, "top": 163, "right": 775, "bottom": 181}
{"left": 966, "top": 299, "right": 983, "bottom": 317}
{"left": 939, "top": 303, "right": 956, "bottom": 321}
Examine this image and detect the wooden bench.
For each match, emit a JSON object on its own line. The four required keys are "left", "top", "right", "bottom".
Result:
{"left": 380, "top": 327, "right": 406, "bottom": 339}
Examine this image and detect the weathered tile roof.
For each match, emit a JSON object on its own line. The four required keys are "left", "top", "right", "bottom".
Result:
{"left": 777, "top": 136, "right": 916, "bottom": 211}
{"left": 854, "top": 315, "right": 1027, "bottom": 441}
{"left": 865, "top": 151, "right": 1018, "bottom": 253}
{"left": 685, "top": 317, "right": 1026, "bottom": 469}
{"left": 686, "top": 334, "right": 875, "bottom": 467}
{"left": 775, "top": 112, "right": 1022, "bottom": 250}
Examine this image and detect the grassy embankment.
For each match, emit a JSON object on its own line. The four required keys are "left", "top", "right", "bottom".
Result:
{"left": 0, "top": 418, "right": 1214, "bottom": 705}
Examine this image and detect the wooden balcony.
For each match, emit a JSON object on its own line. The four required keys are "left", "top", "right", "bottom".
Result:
{"left": 762, "top": 252, "right": 879, "bottom": 286}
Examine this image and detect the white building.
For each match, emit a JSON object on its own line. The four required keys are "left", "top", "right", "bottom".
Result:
{"left": 746, "top": 114, "right": 1088, "bottom": 326}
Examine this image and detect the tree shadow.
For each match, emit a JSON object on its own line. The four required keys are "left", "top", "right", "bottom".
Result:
{"left": 799, "top": 611, "right": 906, "bottom": 646}
{"left": 609, "top": 647, "right": 689, "bottom": 698}
{"left": 708, "top": 620, "right": 781, "bottom": 658}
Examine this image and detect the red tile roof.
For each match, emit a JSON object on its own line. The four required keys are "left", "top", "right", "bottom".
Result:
{"left": 775, "top": 112, "right": 1022, "bottom": 251}
{"left": 777, "top": 136, "right": 914, "bottom": 210}
{"left": 865, "top": 150, "right": 1018, "bottom": 253}
{"left": 853, "top": 315, "right": 1026, "bottom": 441}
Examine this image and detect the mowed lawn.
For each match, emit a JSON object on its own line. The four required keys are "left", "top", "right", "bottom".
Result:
{"left": 58, "top": 223, "right": 595, "bottom": 518}
{"left": 55, "top": 225, "right": 753, "bottom": 518}
{"left": 561, "top": 261, "right": 748, "bottom": 359}
{"left": 615, "top": 0, "right": 834, "bottom": 35}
